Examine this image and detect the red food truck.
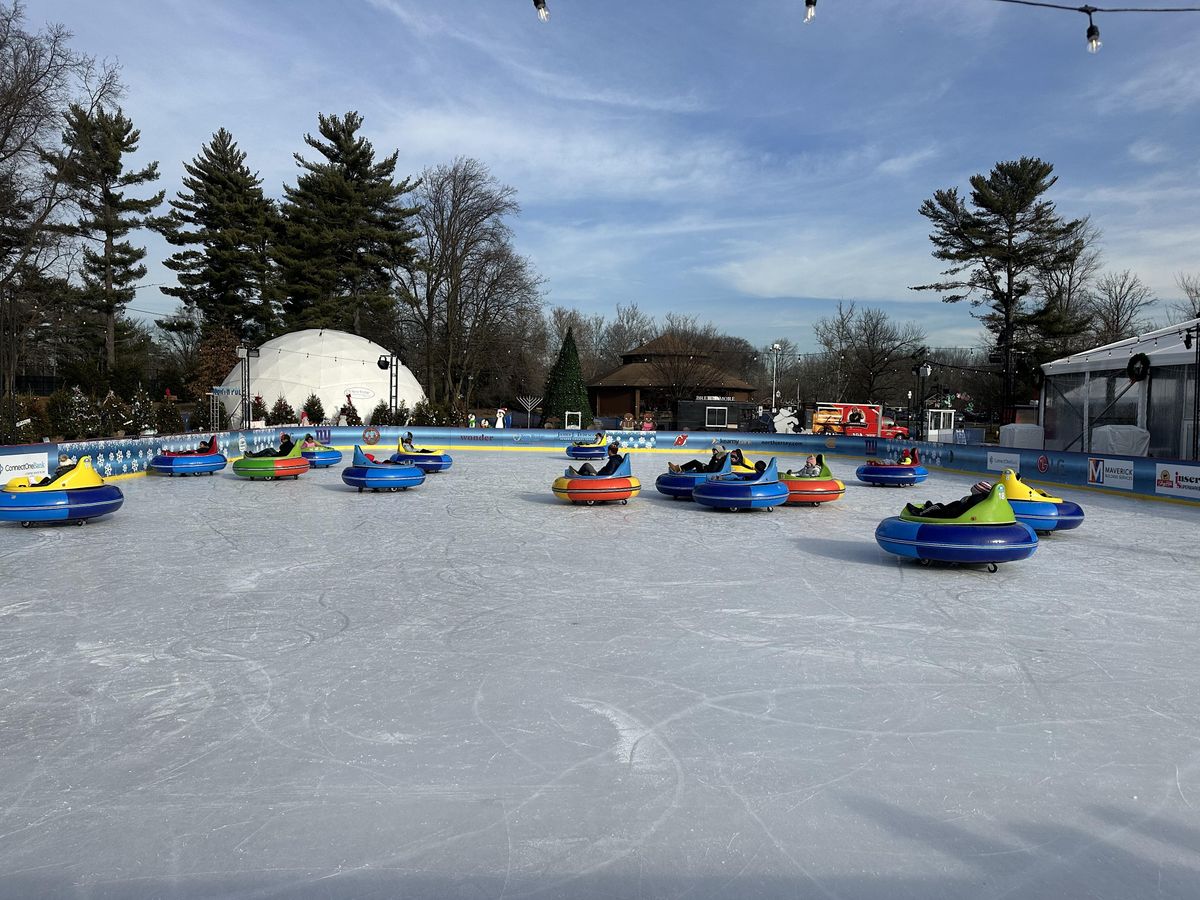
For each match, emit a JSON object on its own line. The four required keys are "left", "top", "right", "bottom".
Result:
{"left": 811, "top": 403, "right": 909, "bottom": 439}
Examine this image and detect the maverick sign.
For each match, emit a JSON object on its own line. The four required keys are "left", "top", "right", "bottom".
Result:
{"left": 1087, "top": 457, "right": 1134, "bottom": 491}
{"left": 1155, "top": 463, "right": 1200, "bottom": 500}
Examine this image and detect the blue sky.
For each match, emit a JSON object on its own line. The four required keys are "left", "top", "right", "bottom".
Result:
{"left": 40, "top": 0, "right": 1200, "bottom": 351}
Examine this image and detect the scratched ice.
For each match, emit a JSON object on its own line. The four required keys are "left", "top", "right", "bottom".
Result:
{"left": 0, "top": 448, "right": 1197, "bottom": 899}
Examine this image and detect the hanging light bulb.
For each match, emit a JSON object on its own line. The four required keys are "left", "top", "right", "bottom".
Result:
{"left": 805, "top": 0, "right": 816, "bottom": 24}
{"left": 1086, "top": 14, "right": 1101, "bottom": 54}
{"left": 533, "top": 0, "right": 549, "bottom": 22}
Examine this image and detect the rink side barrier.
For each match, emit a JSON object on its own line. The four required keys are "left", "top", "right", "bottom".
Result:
{"left": 2, "top": 426, "right": 1198, "bottom": 507}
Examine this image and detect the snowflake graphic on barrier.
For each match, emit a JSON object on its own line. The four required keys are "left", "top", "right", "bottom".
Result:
{"left": 610, "top": 430, "right": 656, "bottom": 449}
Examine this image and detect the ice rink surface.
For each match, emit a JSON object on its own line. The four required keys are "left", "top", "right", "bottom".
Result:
{"left": 1, "top": 448, "right": 1198, "bottom": 899}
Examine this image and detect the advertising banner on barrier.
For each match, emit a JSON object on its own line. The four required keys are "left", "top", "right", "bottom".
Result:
{"left": 1154, "top": 463, "right": 1200, "bottom": 500}
{"left": 987, "top": 451, "right": 1022, "bottom": 472}
{"left": 0, "top": 451, "right": 50, "bottom": 480}
{"left": 8, "top": 426, "right": 1191, "bottom": 505}
{"left": 1088, "top": 457, "right": 1135, "bottom": 491}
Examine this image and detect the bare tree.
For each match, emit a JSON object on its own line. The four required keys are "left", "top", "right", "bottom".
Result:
{"left": 0, "top": 3, "right": 120, "bottom": 396}
{"left": 1088, "top": 270, "right": 1155, "bottom": 346}
{"left": 597, "top": 302, "right": 656, "bottom": 373}
{"left": 1170, "top": 272, "right": 1200, "bottom": 322}
{"left": 813, "top": 302, "right": 925, "bottom": 404}
{"left": 396, "top": 157, "right": 542, "bottom": 406}
{"left": 1031, "top": 216, "right": 1102, "bottom": 359}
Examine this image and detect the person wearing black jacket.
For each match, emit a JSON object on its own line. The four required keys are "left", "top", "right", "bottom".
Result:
{"left": 569, "top": 442, "right": 622, "bottom": 477}
{"left": 669, "top": 446, "right": 726, "bottom": 474}
{"left": 249, "top": 433, "right": 294, "bottom": 458}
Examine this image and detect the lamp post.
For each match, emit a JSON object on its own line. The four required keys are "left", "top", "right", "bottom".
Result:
{"left": 911, "top": 361, "right": 932, "bottom": 440}
{"left": 795, "top": 354, "right": 803, "bottom": 411}
{"left": 377, "top": 354, "right": 399, "bottom": 414}
{"left": 235, "top": 345, "right": 259, "bottom": 427}
{"left": 770, "top": 343, "right": 782, "bottom": 412}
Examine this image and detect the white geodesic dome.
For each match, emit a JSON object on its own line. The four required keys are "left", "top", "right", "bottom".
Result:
{"left": 221, "top": 329, "right": 424, "bottom": 423}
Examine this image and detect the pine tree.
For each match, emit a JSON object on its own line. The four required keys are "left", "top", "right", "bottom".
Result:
{"left": 65, "top": 386, "right": 100, "bottom": 438}
{"left": 913, "top": 157, "right": 1081, "bottom": 416}
{"left": 0, "top": 395, "right": 41, "bottom": 444}
{"left": 155, "top": 400, "right": 183, "bottom": 435}
{"left": 267, "top": 394, "right": 296, "bottom": 425}
{"left": 128, "top": 386, "right": 155, "bottom": 433}
{"left": 188, "top": 396, "right": 230, "bottom": 432}
{"left": 336, "top": 395, "right": 362, "bottom": 426}
{"left": 542, "top": 328, "right": 592, "bottom": 426}
{"left": 368, "top": 399, "right": 391, "bottom": 426}
{"left": 46, "top": 390, "right": 71, "bottom": 438}
{"left": 56, "top": 105, "right": 164, "bottom": 378}
{"left": 251, "top": 394, "right": 268, "bottom": 423}
{"left": 98, "top": 390, "right": 132, "bottom": 435}
{"left": 274, "top": 111, "right": 419, "bottom": 340}
{"left": 155, "top": 128, "right": 277, "bottom": 341}
{"left": 302, "top": 393, "right": 325, "bottom": 425}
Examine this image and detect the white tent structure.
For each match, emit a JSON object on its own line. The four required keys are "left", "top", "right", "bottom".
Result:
{"left": 1040, "top": 318, "right": 1199, "bottom": 459}
{"left": 220, "top": 329, "right": 424, "bottom": 425}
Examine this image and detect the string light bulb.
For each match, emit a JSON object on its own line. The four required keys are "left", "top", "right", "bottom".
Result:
{"left": 805, "top": 0, "right": 817, "bottom": 23}
{"left": 1086, "top": 15, "right": 1101, "bottom": 53}
{"left": 533, "top": 0, "right": 549, "bottom": 22}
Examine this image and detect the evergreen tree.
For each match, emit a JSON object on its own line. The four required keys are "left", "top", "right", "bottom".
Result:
{"left": 542, "top": 328, "right": 592, "bottom": 426}
{"left": 98, "top": 390, "right": 132, "bottom": 435}
{"left": 155, "top": 400, "right": 183, "bottom": 435}
{"left": 128, "top": 385, "right": 155, "bottom": 433}
{"left": 336, "top": 394, "right": 362, "bottom": 426}
{"left": 188, "top": 395, "right": 231, "bottom": 433}
{"left": 409, "top": 398, "right": 453, "bottom": 427}
{"left": 0, "top": 394, "right": 41, "bottom": 444}
{"left": 65, "top": 385, "right": 100, "bottom": 438}
{"left": 367, "top": 399, "right": 391, "bottom": 426}
{"left": 56, "top": 104, "right": 163, "bottom": 377}
{"left": 302, "top": 393, "right": 325, "bottom": 425}
{"left": 155, "top": 128, "right": 277, "bottom": 341}
{"left": 267, "top": 394, "right": 296, "bottom": 425}
{"left": 912, "top": 157, "right": 1080, "bottom": 416}
{"left": 46, "top": 389, "right": 71, "bottom": 438}
{"left": 274, "top": 111, "right": 419, "bottom": 340}
{"left": 251, "top": 394, "right": 268, "bottom": 423}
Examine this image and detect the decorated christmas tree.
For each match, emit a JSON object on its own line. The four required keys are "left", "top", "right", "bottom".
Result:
{"left": 66, "top": 386, "right": 101, "bottom": 438}
{"left": 337, "top": 394, "right": 362, "bottom": 426}
{"left": 542, "top": 328, "right": 592, "bottom": 427}
{"left": 155, "top": 400, "right": 184, "bottom": 435}
{"left": 128, "top": 386, "right": 156, "bottom": 433}
{"left": 98, "top": 391, "right": 133, "bottom": 436}
{"left": 251, "top": 394, "right": 268, "bottom": 423}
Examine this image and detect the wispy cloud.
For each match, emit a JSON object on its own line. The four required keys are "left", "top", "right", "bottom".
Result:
{"left": 374, "top": 105, "right": 748, "bottom": 203}
{"left": 1097, "top": 37, "right": 1200, "bottom": 114}
{"left": 877, "top": 145, "right": 940, "bottom": 176}
{"left": 1127, "top": 139, "right": 1169, "bottom": 165}
{"left": 700, "top": 220, "right": 937, "bottom": 303}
